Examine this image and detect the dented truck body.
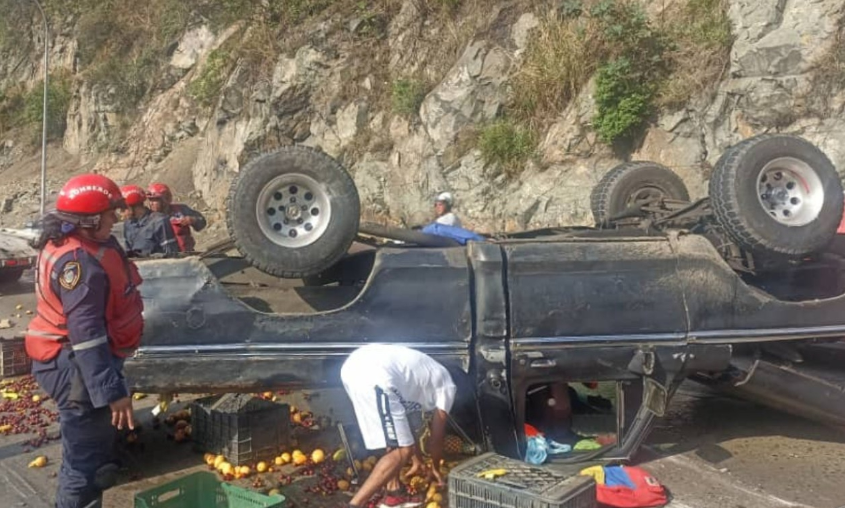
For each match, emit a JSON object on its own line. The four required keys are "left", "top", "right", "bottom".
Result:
{"left": 125, "top": 231, "right": 845, "bottom": 461}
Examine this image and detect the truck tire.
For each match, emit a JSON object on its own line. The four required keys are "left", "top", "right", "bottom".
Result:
{"left": 226, "top": 146, "right": 360, "bottom": 279}
{"left": 591, "top": 161, "right": 690, "bottom": 226}
{"left": 709, "top": 134, "right": 843, "bottom": 258}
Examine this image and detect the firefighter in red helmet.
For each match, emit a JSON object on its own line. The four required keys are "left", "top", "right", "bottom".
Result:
{"left": 146, "top": 182, "right": 206, "bottom": 252}
{"left": 120, "top": 184, "right": 179, "bottom": 257}
{"left": 26, "top": 173, "right": 143, "bottom": 508}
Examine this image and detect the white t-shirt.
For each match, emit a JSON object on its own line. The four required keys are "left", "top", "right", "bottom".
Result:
{"left": 435, "top": 212, "right": 462, "bottom": 228}
{"left": 341, "top": 344, "right": 457, "bottom": 449}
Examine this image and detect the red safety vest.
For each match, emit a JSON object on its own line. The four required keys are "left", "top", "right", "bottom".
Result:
{"left": 25, "top": 235, "right": 144, "bottom": 362}
{"left": 169, "top": 204, "right": 196, "bottom": 252}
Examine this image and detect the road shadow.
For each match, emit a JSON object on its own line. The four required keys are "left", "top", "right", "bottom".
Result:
{"left": 643, "top": 380, "right": 845, "bottom": 466}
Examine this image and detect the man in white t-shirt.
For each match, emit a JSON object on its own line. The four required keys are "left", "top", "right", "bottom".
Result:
{"left": 433, "top": 192, "right": 462, "bottom": 228}
{"left": 341, "top": 344, "right": 457, "bottom": 508}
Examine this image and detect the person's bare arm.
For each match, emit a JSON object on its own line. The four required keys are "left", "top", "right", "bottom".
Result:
{"left": 428, "top": 409, "right": 448, "bottom": 486}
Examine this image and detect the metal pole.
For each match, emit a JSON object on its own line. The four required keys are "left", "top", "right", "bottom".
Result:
{"left": 30, "top": 0, "right": 48, "bottom": 215}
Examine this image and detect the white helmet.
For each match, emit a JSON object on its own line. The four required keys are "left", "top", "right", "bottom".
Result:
{"left": 435, "top": 191, "right": 454, "bottom": 207}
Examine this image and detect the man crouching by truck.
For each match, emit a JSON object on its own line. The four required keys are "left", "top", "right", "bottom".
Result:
{"left": 341, "top": 344, "right": 457, "bottom": 508}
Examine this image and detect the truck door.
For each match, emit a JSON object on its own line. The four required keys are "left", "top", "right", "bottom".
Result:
{"left": 503, "top": 237, "right": 691, "bottom": 460}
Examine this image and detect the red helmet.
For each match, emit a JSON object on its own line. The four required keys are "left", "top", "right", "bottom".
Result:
{"left": 146, "top": 182, "right": 172, "bottom": 203}
{"left": 54, "top": 174, "right": 124, "bottom": 228}
{"left": 121, "top": 184, "right": 146, "bottom": 207}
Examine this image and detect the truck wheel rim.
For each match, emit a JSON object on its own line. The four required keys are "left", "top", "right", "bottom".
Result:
{"left": 756, "top": 157, "right": 824, "bottom": 227}
{"left": 256, "top": 174, "right": 332, "bottom": 248}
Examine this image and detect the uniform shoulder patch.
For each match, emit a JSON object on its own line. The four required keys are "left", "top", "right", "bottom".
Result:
{"left": 59, "top": 261, "right": 82, "bottom": 290}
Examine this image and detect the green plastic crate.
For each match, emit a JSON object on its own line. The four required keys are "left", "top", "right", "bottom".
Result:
{"left": 134, "top": 471, "right": 285, "bottom": 508}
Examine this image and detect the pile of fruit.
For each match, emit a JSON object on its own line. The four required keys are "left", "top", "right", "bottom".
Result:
{"left": 164, "top": 408, "right": 192, "bottom": 443}
{"left": 201, "top": 446, "right": 449, "bottom": 508}
{"left": 0, "top": 376, "right": 58, "bottom": 449}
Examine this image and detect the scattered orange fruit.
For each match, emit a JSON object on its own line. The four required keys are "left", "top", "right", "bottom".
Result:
{"left": 28, "top": 456, "right": 47, "bottom": 468}
{"left": 311, "top": 449, "right": 325, "bottom": 464}
{"left": 338, "top": 480, "right": 350, "bottom": 491}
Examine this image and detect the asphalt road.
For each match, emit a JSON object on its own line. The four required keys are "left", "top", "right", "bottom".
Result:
{"left": 1, "top": 273, "right": 844, "bottom": 507}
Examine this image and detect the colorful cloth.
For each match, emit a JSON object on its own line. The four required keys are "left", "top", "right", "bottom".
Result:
{"left": 579, "top": 465, "right": 668, "bottom": 508}
{"left": 574, "top": 439, "right": 602, "bottom": 451}
{"left": 524, "top": 434, "right": 572, "bottom": 465}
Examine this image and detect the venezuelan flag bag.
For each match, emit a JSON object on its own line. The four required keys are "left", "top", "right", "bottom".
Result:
{"left": 580, "top": 465, "right": 668, "bottom": 508}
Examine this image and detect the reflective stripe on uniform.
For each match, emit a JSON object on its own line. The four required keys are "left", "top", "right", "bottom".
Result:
{"left": 71, "top": 335, "right": 109, "bottom": 352}
{"left": 26, "top": 329, "right": 67, "bottom": 340}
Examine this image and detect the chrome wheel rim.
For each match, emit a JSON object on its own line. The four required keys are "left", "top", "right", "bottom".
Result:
{"left": 756, "top": 157, "right": 824, "bottom": 227}
{"left": 256, "top": 174, "right": 331, "bottom": 248}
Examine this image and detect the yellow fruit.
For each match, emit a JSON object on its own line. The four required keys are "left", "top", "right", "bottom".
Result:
{"left": 338, "top": 480, "right": 350, "bottom": 491}
{"left": 346, "top": 467, "right": 355, "bottom": 477}
{"left": 290, "top": 405, "right": 297, "bottom": 413}
{"left": 362, "top": 461, "right": 374, "bottom": 472}
{"left": 426, "top": 503, "right": 440, "bottom": 508}
{"left": 28, "top": 456, "right": 47, "bottom": 468}
{"left": 268, "top": 489, "right": 281, "bottom": 496}
{"left": 280, "top": 452, "right": 292, "bottom": 464}
{"left": 32, "top": 395, "right": 41, "bottom": 403}
{"left": 256, "top": 462, "right": 268, "bottom": 473}
{"left": 293, "top": 453, "right": 307, "bottom": 466}
{"left": 292, "top": 412, "right": 302, "bottom": 424}
{"left": 311, "top": 449, "right": 325, "bottom": 464}
{"left": 274, "top": 456, "right": 284, "bottom": 466}
{"left": 221, "top": 464, "right": 235, "bottom": 477}
{"left": 239, "top": 466, "right": 251, "bottom": 477}
{"left": 332, "top": 448, "right": 347, "bottom": 462}
{"left": 432, "top": 494, "right": 443, "bottom": 503}
{"left": 292, "top": 449, "right": 304, "bottom": 457}
{"left": 213, "top": 455, "right": 226, "bottom": 469}
{"left": 409, "top": 476, "right": 426, "bottom": 492}
{"left": 0, "top": 424, "right": 11, "bottom": 433}
{"left": 353, "top": 460, "right": 362, "bottom": 470}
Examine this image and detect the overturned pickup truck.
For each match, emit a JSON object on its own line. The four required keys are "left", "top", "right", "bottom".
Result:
{"left": 126, "top": 134, "right": 845, "bottom": 463}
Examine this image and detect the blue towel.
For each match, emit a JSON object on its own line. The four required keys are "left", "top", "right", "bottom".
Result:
{"left": 420, "top": 223, "right": 486, "bottom": 245}
{"left": 524, "top": 435, "right": 572, "bottom": 465}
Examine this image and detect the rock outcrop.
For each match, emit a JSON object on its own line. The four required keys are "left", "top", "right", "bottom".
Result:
{"left": 0, "top": 0, "right": 842, "bottom": 239}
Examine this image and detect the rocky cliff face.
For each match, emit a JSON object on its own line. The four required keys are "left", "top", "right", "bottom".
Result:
{"left": 0, "top": 0, "right": 843, "bottom": 240}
